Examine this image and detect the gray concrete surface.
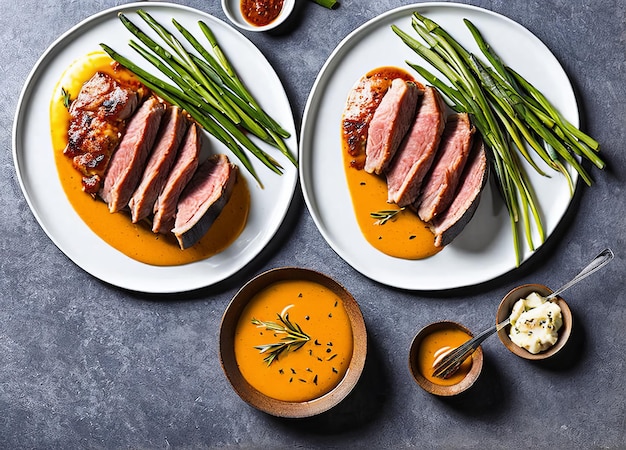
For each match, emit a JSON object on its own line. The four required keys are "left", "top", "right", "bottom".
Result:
{"left": 1, "top": 0, "right": 624, "bottom": 448}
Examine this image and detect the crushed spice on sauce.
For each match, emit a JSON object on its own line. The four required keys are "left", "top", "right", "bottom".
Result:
{"left": 240, "top": 0, "right": 284, "bottom": 27}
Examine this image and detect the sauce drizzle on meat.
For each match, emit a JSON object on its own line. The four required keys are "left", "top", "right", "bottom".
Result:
{"left": 64, "top": 71, "right": 146, "bottom": 194}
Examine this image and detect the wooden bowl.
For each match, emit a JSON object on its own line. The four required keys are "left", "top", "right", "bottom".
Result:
{"left": 496, "top": 284, "right": 573, "bottom": 360}
{"left": 219, "top": 267, "right": 367, "bottom": 418}
{"left": 408, "top": 321, "right": 483, "bottom": 397}
{"left": 221, "top": 0, "right": 295, "bottom": 32}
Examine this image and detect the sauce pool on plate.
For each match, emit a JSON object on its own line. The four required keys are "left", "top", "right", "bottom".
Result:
{"left": 341, "top": 67, "right": 442, "bottom": 260}
{"left": 233, "top": 279, "right": 354, "bottom": 402}
{"left": 50, "top": 51, "right": 249, "bottom": 266}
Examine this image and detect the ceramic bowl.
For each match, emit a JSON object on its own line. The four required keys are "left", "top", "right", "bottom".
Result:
{"left": 496, "top": 283, "right": 573, "bottom": 360}
{"left": 408, "top": 321, "right": 483, "bottom": 397}
{"left": 221, "top": 0, "right": 296, "bottom": 32}
{"left": 219, "top": 267, "right": 367, "bottom": 418}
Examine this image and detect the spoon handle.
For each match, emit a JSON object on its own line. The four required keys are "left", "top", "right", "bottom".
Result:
{"left": 433, "top": 248, "right": 614, "bottom": 379}
{"left": 432, "top": 318, "right": 510, "bottom": 378}
{"left": 546, "top": 248, "right": 614, "bottom": 300}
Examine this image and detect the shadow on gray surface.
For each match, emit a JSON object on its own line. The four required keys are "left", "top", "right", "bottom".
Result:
{"left": 266, "top": 334, "right": 389, "bottom": 434}
{"left": 528, "top": 309, "right": 587, "bottom": 373}
{"left": 434, "top": 356, "right": 509, "bottom": 417}
{"left": 438, "top": 310, "right": 586, "bottom": 418}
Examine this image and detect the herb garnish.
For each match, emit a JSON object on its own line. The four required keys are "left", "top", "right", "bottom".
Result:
{"left": 370, "top": 208, "right": 405, "bottom": 225}
{"left": 61, "top": 87, "right": 72, "bottom": 110}
{"left": 252, "top": 305, "right": 311, "bottom": 367}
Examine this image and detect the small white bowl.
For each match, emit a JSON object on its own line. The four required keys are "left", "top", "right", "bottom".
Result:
{"left": 221, "top": 0, "right": 296, "bottom": 32}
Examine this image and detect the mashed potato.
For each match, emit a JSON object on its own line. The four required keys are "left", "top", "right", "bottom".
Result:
{"left": 508, "top": 292, "right": 563, "bottom": 354}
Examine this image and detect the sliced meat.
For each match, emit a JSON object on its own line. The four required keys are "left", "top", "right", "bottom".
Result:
{"left": 385, "top": 86, "right": 446, "bottom": 207}
{"left": 152, "top": 123, "right": 201, "bottom": 234}
{"left": 128, "top": 105, "right": 188, "bottom": 223}
{"left": 64, "top": 72, "right": 144, "bottom": 194}
{"left": 99, "top": 96, "right": 165, "bottom": 213}
{"left": 172, "top": 154, "right": 238, "bottom": 249}
{"left": 416, "top": 113, "right": 475, "bottom": 222}
{"left": 430, "top": 137, "right": 489, "bottom": 247}
{"left": 342, "top": 74, "right": 393, "bottom": 161}
{"left": 364, "top": 78, "right": 422, "bottom": 175}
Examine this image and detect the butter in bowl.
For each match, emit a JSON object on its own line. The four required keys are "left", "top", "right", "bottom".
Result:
{"left": 497, "top": 283, "right": 573, "bottom": 361}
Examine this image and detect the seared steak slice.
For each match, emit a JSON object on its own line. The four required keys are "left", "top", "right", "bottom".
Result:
{"left": 385, "top": 86, "right": 446, "bottom": 207}
{"left": 99, "top": 96, "right": 165, "bottom": 213}
{"left": 430, "top": 138, "right": 488, "bottom": 247}
{"left": 172, "top": 154, "right": 238, "bottom": 250}
{"left": 128, "top": 105, "right": 188, "bottom": 223}
{"left": 152, "top": 123, "right": 201, "bottom": 234}
{"left": 64, "top": 72, "right": 143, "bottom": 194}
{"left": 342, "top": 74, "right": 393, "bottom": 161}
{"left": 416, "top": 113, "right": 475, "bottom": 222}
{"left": 68, "top": 71, "right": 139, "bottom": 121}
{"left": 364, "top": 78, "right": 421, "bottom": 175}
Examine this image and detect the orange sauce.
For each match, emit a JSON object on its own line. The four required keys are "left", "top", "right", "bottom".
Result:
{"left": 50, "top": 51, "right": 249, "bottom": 266}
{"left": 416, "top": 327, "right": 473, "bottom": 386}
{"left": 234, "top": 280, "right": 353, "bottom": 402}
{"left": 342, "top": 67, "right": 442, "bottom": 260}
{"left": 240, "top": 0, "right": 284, "bottom": 27}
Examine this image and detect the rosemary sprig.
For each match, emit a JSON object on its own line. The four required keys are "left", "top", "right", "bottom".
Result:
{"left": 370, "top": 208, "right": 405, "bottom": 225}
{"left": 252, "top": 306, "right": 311, "bottom": 366}
{"left": 61, "top": 87, "right": 72, "bottom": 110}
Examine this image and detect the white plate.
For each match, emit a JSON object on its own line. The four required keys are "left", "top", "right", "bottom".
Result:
{"left": 299, "top": 3, "right": 578, "bottom": 291}
{"left": 12, "top": 2, "right": 298, "bottom": 293}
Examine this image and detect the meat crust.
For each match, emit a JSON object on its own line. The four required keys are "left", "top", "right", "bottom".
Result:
{"left": 64, "top": 72, "right": 144, "bottom": 194}
{"left": 342, "top": 75, "right": 394, "bottom": 161}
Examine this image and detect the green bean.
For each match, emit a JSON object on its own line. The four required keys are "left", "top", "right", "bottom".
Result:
{"left": 102, "top": 10, "right": 296, "bottom": 186}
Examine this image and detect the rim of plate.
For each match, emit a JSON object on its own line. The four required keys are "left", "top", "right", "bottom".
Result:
{"left": 12, "top": 2, "right": 298, "bottom": 293}
{"left": 298, "top": 2, "right": 579, "bottom": 291}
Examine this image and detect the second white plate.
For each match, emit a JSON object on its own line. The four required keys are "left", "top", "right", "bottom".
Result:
{"left": 299, "top": 3, "right": 579, "bottom": 291}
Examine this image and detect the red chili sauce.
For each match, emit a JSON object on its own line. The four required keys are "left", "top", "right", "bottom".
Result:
{"left": 240, "top": 0, "right": 284, "bottom": 27}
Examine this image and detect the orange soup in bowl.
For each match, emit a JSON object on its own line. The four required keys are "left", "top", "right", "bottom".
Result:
{"left": 234, "top": 279, "right": 354, "bottom": 402}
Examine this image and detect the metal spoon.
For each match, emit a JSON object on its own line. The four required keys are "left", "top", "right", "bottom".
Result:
{"left": 432, "top": 248, "right": 615, "bottom": 379}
